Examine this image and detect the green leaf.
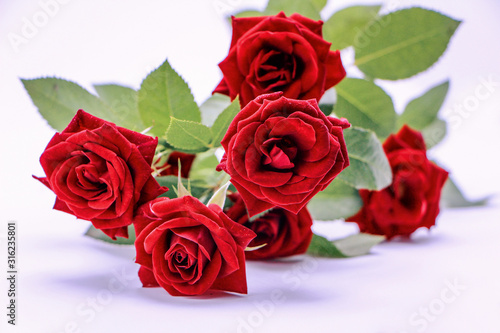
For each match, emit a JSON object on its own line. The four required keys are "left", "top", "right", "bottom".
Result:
{"left": 334, "top": 78, "right": 396, "bottom": 138}
{"left": 323, "top": 5, "right": 381, "bottom": 50}
{"left": 397, "top": 81, "right": 450, "bottom": 148}
{"left": 440, "top": 177, "right": 490, "bottom": 208}
{"left": 420, "top": 118, "right": 447, "bottom": 149}
{"left": 310, "top": 0, "right": 327, "bottom": 11}
{"left": 165, "top": 118, "right": 213, "bottom": 152}
{"left": 265, "top": 0, "right": 321, "bottom": 20}
{"left": 338, "top": 127, "right": 392, "bottom": 190}
{"left": 307, "top": 233, "right": 384, "bottom": 258}
{"left": 319, "top": 104, "right": 333, "bottom": 116}
{"left": 210, "top": 99, "right": 240, "bottom": 147}
{"left": 138, "top": 58, "right": 200, "bottom": 137}
{"left": 307, "top": 234, "right": 346, "bottom": 257}
{"left": 354, "top": 8, "right": 461, "bottom": 80}
{"left": 93, "top": 84, "right": 144, "bottom": 131}
{"left": 200, "top": 93, "right": 232, "bottom": 127}
{"left": 308, "top": 179, "right": 362, "bottom": 220}
{"left": 21, "top": 78, "right": 118, "bottom": 131}
{"left": 397, "top": 81, "right": 449, "bottom": 130}
{"left": 189, "top": 150, "right": 221, "bottom": 186}
{"left": 233, "top": 10, "right": 265, "bottom": 19}
{"left": 333, "top": 233, "right": 385, "bottom": 256}
{"left": 84, "top": 225, "right": 135, "bottom": 245}
{"left": 157, "top": 138, "right": 204, "bottom": 155}
{"left": 232, "top": 0, "right": 326, "bottom": 23}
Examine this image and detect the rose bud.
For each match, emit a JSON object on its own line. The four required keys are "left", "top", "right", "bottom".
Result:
{"left": 214, "top": 12, "right": 346, "bottom": 107}
{"left": 133, "top": 196, "right": 256, "bottom": 296}
{"left": 347, "top": 125, "right": 449, "bottom": 239}
{"left": 225, "top": 193, "right": 313, "bottom": 260}
{"left": 217, "top": 92, "right": 350, "bottom": 216}
{"left": 34, "top": 110, "right": 167, "bottom": 239}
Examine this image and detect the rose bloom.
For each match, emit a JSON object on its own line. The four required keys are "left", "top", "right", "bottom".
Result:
{"left": 134, "top": 196, "right": 256, "bottom": 296}
{"left": 214, "top": 12, "right": 346, "bottom": 106}
{"left": 158, "top": 151, "right": 196, "bottom": 178}
{"left": 217, "top": 92, "right": 350, "bottom": 216}
{"left": 347, "top": 125, "right": 449, "bottom": 239}
{"left": 225, "top": 193, "right": 313, "bottom": 260}
{"left": 35, "top": 110, "right": 166, "bottom": 239}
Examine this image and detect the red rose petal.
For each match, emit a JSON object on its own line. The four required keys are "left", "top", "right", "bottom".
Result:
{"left": 138, "top": 266, "right": 160, "bottom": 287}
{"left": 268, "top": 117, "right": 316, "bottom": 151}
{"left": 245, "top": 144, "right": 293, "bottom": 186}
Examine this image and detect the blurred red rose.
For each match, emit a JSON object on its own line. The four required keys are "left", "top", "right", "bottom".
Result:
{"left": 217, "top": 92, "right": 350, "bottom": 216}
{"left": 214, "top": 12, "right": 346, "bottom": 106}
{"left": 134, "top": 196, "right": 255, "bottom": 296}
{"left": 158, "top": 151, "right": 196, "bottom": 178}
{"left": 225, "top": 193, "right": 313, "bottom": 260}
{"left": 347, "top": 125, "right": 449, "bottom": 239}
{"left": 34, "top": 110, "right": 167, "bottom": 239}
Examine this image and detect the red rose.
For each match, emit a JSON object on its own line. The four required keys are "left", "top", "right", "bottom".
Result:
{"left": 217, "top": 92, "right": 350, "bottom": 216}
{"left": 225, "top": 193, "right": 313, "bottom": 260}
{"left": 34, "top": 110, "right": 167, "bottom": 239}
{"left": 158, "top": 151, "right": 196, "bottom": 178}
{"left": 347, "top": 126, "right": 449, "bottom": 239}
{"left": 214, "top": 12, "right": 346, "bottom": 107}
{"left": 134, "top": 196, "right": 255, "bottom": 296}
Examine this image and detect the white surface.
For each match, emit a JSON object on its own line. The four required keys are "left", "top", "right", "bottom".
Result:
{"left": 1, "top": 0, "right": 499, "bottom": 332}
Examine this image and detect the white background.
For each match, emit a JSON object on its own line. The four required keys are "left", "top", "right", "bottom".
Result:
{"left": 1, "top": 0, "right": 499, "bottom": 332}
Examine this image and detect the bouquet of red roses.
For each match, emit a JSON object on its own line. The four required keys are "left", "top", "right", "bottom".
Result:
{"left": 24, "top": 2, "right": 472, "bottom": 297}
